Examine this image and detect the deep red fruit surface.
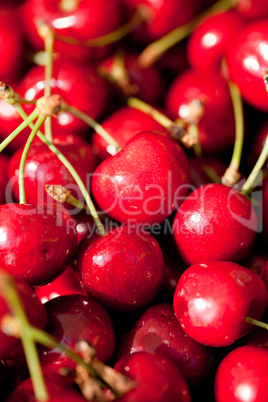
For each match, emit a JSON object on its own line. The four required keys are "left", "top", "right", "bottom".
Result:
{"left": 40, "top": 294, "right": 115, "bottom": 370}
{"left": 8, "top": 133, "right": 97, "bottom": 206}
{"left": 77, "top": 225, "right": 164, "bottom": 312}
{"left": 21, "top": 0, "right": 122, "bottom": 61}
{"left": 173, "top": 261, "right": 268, "bottom": 347}
{"left": 235, "top": 0, "right": 268, "bottom": 21}
{"left": 92, "top": 131, "right": 190, "bottom": 225}
{"left": 117, "top": 303, "right": 216, "bottom": 388}
{"left": 0, "top": 273, "right": 47, "bottom": 360}
{"left": 187, "top": 10, "right": 245, "bottom": 72}
{"left": 113, "top": 352, "right": 191, "bottom": 402}
{"left": 166, "top": 69, "right": 235, "bottom": 153}
{"left": 173, "top": 183, "right": 257, "bottom": 265}
{"left": 0, "top": 203, "right": 77, "bottom": 286}
{"left": 214, "top": 346, "right": 268, "bottom": 402}
{"left": 226, "top": 21, "right": 268, "bottom": 112}
{"left": 0, "top": 154, "right": 9, "bottom": 205}
{"left": 0, "top": 7, "right": 23, "bottom": 81}
{"left": 91, "top": 107, "right": 169, "bottom": 162}
{"left": 17, "top": 59, "right": 108, "bottom": 134}
{"left": 34, "top": 265, "right": 86, "bottom": 304}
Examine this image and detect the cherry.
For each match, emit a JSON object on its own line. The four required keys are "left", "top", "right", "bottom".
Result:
{"left": 173, "top": 183, "right": 257, "bottom": 265}
{"left": 214, "top": 345, "right": 268, "bottom": 402}
{"left": 112, "top": 351, "right": 191, "bottom": 402}
{"left": 166, "top": 69, "right": 235, "bottom": 153}
{"left": 8, "top": 133, "right": 97, "bottom": 207}
{"left": 235, "top": 0, "right": 268, "bottom": 21}
{"left": 173, "top": 261, "right": 268, "bottom": 347}
{"left": 92, "top": 131, "right": 190, "bottom": 225}
{"left": 0, "top": 273, "right": 47, "bottom": 361}
{"left": 17, "top": 58, "right": 108, "bottom": 134}
{"left": 0, "top": 203, "right": 77, "bottom": 286}
{"left": 77, "top": 225, "right": 164, "bottom": 312}
{"left": 0, "top": 154, "right": 9, "bottom": 205}
{"left": 34, "top": 265, "right": 86, "bottom": 304}
{"left": 226, "top": 20, "right": 268, "bottom": 112}
{"left": 21, "top": 0, "right": 122, "bottom": 61}
{"left": 187, "top": 10, "right": 245, "bottom": 73}
{"left": 0, "top": 7, "right": 24, "bottom": 82}
{"left": 116, "top": 303, "right": 217, "bottom": 389}
{"left": 91, "top": 106, "right": 169, "bottom": 162}
{"left": 39, "top": 294, "right": 115, "bottom": 371}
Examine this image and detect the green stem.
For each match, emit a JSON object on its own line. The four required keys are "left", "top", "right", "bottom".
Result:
{"left": 138, "top": 0, "right": 235, "bottom": 67}
{"left": 15, "top": 105, "right": 106, "bottom": 236}
{"left": 0, "top": 276, "right": 49, "bottom": 402}
{"left": 127, "top": 97, "right": 174, "bottom": 129}
{"left": 245, "top": 316, "right": 268, "bottom": 330}
{"left": 54, "top": 7, "right": 146, "bottom": 47}
{"left": 19, "top": 115, "right": 46, "bottom": 204}
{"left": 0, "top": 108, "right": 39, "bottom": 153}
{"left": 62, "top": 102, "right": 121, "bottom": 154}
{"left": 189, "top": 124, "right": 202, "bottom": 157}
{"left": 44, "top": 28, "right": 54, "bottom": 142}
{"left": 241, "top": 134, "right": 268, "bottom": 195}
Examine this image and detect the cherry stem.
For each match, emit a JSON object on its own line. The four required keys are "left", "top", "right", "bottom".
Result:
{"left": 241, "top": 134, "right": 268, "bottom": 195}
{"left": 222, "top": 81, "right": 244, "bottom": 186}
{"left": 54, "top": 7, "right": 147, "bottom": 47}
{"left": 14, "top": 104, "right": 106, "bottom": 236}
{"left": 62, "top": 101, "right": 121, "bottom": 154}
{"left": 138, "top": 0, "right": 235, "bottom": 67}
{"left": 245, "top": 316, "right": 268, "bottom": 330}
{"left": 19, "top": 115, "right": 46, "bottom": 204}
{"left": 0, "top": 275, "right": 49, "bottom": 402}
{"left": 189, "top": 124, "right": 202, "bottom": 157}
{"left": 0, "top": 108, "right": 39, "bottom": 153}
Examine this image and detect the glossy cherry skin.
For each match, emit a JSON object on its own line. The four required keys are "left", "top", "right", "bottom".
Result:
{"left": 173, "top": 261, "right": 268, "bottom": 347}
{"left": 0, "top": 154, "right": 9, "bottom": 205}
{"left": 8, "top": 133, "right": 97, "bottom": 207}
{"left": 92, "top": 131, "right": 190, "bottom": 225}
{"left": 34, "top": 265, "right": 86, "bottom": 304}
{"left": 123, "top": 0, "right": 202, "bottom": 43}
{"left": 116, "top": 303, "right": 217, "bottom": 389}
{"left": 91, "top": 107, "right": 169, "bottom": 162}
{"left": 166, "top": 69, "right": 235, "bottom": 153}
{"left": 0, "top": 7, "right": 23, "bottom": 82}
{"left": 39, "top": 294, "right": 115, "bottom": 371}
{"left": 0, "top": 272, "right": 47, "bottom": 360}
{"left": 214, "top": 346, "right": 268, "bottom": 402}
{"left": 21, "top": 0, "right": 122, "bottom": 61}
{"left": 0, "top": 203, "right": 77, "bottom": 286}
{"left": 17, "top": 59, "right": 108, "bottom": 134}
{"left": 187, "top": 10, "right": 245, "bottom": 72}
{"left": 113, "top": 351, "right": 191, "bottom": 402}
{"left": 226, "top": 21, "right": 268, "bottom": 112}
{"left": 173, "top": 183, "right": 257, "bottom": 265}
{"left": 235, "top": 0, "right": 268, "bottom": 21}
{"left": 77, "top": 225, "right": 164, "bottom": 312}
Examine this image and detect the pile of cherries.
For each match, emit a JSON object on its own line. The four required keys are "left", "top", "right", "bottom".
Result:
{"left": 1, "top": 0, "right": 268, "bottom": 401}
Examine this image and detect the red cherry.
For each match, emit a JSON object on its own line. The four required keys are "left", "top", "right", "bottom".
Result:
{"left": 0, "top": 203, "right": 77, "bottom": 286}
{"left": 39, "top": 294, "right": 115, "bottom": 371}
{"left": 166, "top": 69, "right": 235, "bottom": 153}
{"left": 34, "top": 265, "right": 86, "bottom": 304}
{"left": 173, "top": 261, "right": 268, "bottom": 347}
{"left": 8, "top": 133, "right": 97, "bottom": 207}
{"left": 91, "top": 106, "right": 169, "bottom": 162}
{"left": 21, "top": 0, "right": 122, "bottom": 61}
{"left": 92, "top": 131, "right": 190, "bottom": 225}
{"left": 173, "top": 183, "right": 257, "bottom": 265}
{"left": 116, "top": 303, "right": 217, "bottom": 389}
{"left": 77, "top": 225, "right": 164, "bottom": 312}
{"left": 236, "top": 0, "right": 268, "bottom": 21}
{"left": 0, "top": 273, "right": 47, "bottom": 360}
{"left": 187, "top": 10, "right": 245, "bottom": 72}
{"left": 113, "top": 351, "right": 191, "bottom": 402}
{"left": 0, "top": 7, "right": 23, "bottom": 82}
{"left": 214, "top": 345, "right": 268, "bottom": 402}
{"left": 226, "top": 20, "right": 268, "bottom": 112}
{"left": 17, "top": 59, "right": 108, "bottom": 134}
